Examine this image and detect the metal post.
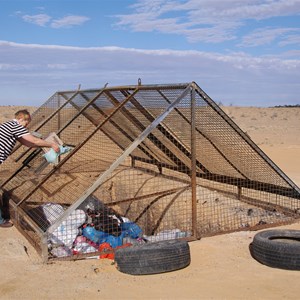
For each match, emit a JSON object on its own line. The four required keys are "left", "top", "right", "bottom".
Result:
{"left": 238, "top": 186, "right": 242, "bottom": 200}
{"left": 191, "top": 84, "right": 198, "bottom": 238}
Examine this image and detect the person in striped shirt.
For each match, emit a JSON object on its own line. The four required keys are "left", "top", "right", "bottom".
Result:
{"left": 0, "top": 109, "right": 60, "bottom": 228}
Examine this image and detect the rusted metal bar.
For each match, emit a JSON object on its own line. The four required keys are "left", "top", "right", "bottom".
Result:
{"left": 107, "top": 89, "right": 191, "bottom": 171}
{"left": 157, "top": 89, "right": 248, "bottom": 179}
{"left": 107, "top": 186, "right": 186, "bottom": 205}
{"left": 151, "top": 186, "right": 190, "bottom": 234}
{"left": 47, "top": 84, "right": 192, "bottom": 234}
{"left": 238, "top": 186, "right": 242, "bottom": 200}
{"left": 78, "top": 92, "right": 159, "bottom": 163}
{"left": 12, "top": 86, "right": 112, "bottom": 205}
{"left": 191, "top": 84, "right": 198, "bottom": 238}
{"left": 197, "top": 172, "right": 300, "bottom": 199}
{"left": 193, "top": 82, "right": 300, "bottom": 194}
{"left": 134, "top": 189, "right": 186, "bottom": 224}
{"left": 16, "top": 88, "right": 141, "bottom": 208}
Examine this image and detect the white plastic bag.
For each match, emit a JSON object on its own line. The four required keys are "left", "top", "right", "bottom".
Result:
{"left": 49, "top": 209, "right": 86, "bottom": 248}
{"left": 43, "top": 203, "right": 64, "bottom": 225}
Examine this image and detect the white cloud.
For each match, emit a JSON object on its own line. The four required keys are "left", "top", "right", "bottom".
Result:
{"left": 0, "top": 41, "right": 299, "bottom": 107}
{"left": 279, "top": 34, "right": 300, "bottom": 47}
{"left": 178, "top": 0, "right": 300, "bottom": 20}
{"left": 239, "top": 27, "right": 300, "bottom": 47}
{"left": 20, "top": 13, "right": 89, "bottom": 29}
{"left": 22, "top": 14, "right": 51, "bottom": 26}
{"left": 0, "top": 63, "right": 33, "bottom": 71}
{"left": 47, "top": 63, "right": 74, "bottom": 70}
{"left": 51, "top": 15, "right": 90, "bottom": 29}
{"left": 114, "top": 0, "right": 300, "bottom": 43}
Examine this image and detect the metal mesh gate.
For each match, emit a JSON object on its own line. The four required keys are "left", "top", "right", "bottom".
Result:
{"left": 0, "top": 82, "right": 299, "bottom": 261}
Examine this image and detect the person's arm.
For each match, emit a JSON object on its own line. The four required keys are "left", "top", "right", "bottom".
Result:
{"left": 18, "top": 134, "right": 60, "bottom": 152}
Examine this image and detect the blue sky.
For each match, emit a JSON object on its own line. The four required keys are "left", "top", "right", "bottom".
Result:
{"left": 0, "top": 0, "right": 300, "bottom": 107}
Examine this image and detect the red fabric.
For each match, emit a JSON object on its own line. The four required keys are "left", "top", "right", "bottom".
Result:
{"left": 99, "top": 242, "right": 133, "bottom": 260}
{"left": 99, "top": 242, "right": 114, "bottom": 259}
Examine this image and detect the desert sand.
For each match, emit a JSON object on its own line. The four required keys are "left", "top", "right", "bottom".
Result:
{"left": 0, "top": 105, "right": 299, "bottom": 300}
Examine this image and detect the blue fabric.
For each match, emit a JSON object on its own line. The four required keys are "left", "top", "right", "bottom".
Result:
{"left": 0, "top": 208, "right": 5, "bottom": 224}
{"left": 104, "top": 234, "right": 124, "bottom": 248}
{"left": 82, "top": 226, "right": 109, "bottom": 244}
{"left": 121, "top": 222, "right": 142, "bottom": 238}
{"left": 82, "top": 222, "right": 143, "bottom": 248}
{"left": 82, "top": 226, "right": 125, "bottom": 248}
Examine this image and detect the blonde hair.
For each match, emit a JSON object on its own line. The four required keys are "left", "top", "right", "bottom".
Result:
{"left": 15, "top": 109, "right": 31, "bottom": 122}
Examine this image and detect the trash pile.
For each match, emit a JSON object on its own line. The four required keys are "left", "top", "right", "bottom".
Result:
{"left": 34, "top": 197, "right": 142, "bottom": 258}
{"left": 28, "top": 196, "right": 190, "bottom": 259}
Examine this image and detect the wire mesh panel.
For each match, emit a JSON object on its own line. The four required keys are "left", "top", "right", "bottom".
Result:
{"left": 0, "top": 82, "right": 299, "bottom": 261}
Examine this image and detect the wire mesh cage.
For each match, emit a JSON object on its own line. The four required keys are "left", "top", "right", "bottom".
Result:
{"left": 0, "top": 82, "right": 299, "bottom": 262}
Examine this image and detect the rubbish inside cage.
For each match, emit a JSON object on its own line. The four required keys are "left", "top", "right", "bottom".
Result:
{"left": 0, "top": 82, "right": 299, "bottom": 262}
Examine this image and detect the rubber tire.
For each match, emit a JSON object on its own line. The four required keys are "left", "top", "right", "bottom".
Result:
{"left": 249, "top": 229, "right": 300, "bottom": 270}
{"left": 114, "top": 239, "right": 191, "bottom": 275}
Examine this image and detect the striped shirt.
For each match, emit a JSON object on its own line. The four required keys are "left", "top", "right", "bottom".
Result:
{"left": 0, "top": 119, "right": 29, "bottom": 164}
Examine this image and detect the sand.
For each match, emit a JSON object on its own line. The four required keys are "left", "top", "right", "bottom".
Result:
{"left": 0, "top": 105, "right": 299, "bottom": 300}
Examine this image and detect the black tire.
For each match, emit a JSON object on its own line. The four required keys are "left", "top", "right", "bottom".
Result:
{"left": 114, "top": 239, "right": 191, "bottom": 275}
{"left": 249, "top": 229, "right": 300, "bottom": 270}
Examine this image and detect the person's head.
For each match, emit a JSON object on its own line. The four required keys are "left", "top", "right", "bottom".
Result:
{"left": 15, "top": 109, "right": 31, "bottom": 127}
